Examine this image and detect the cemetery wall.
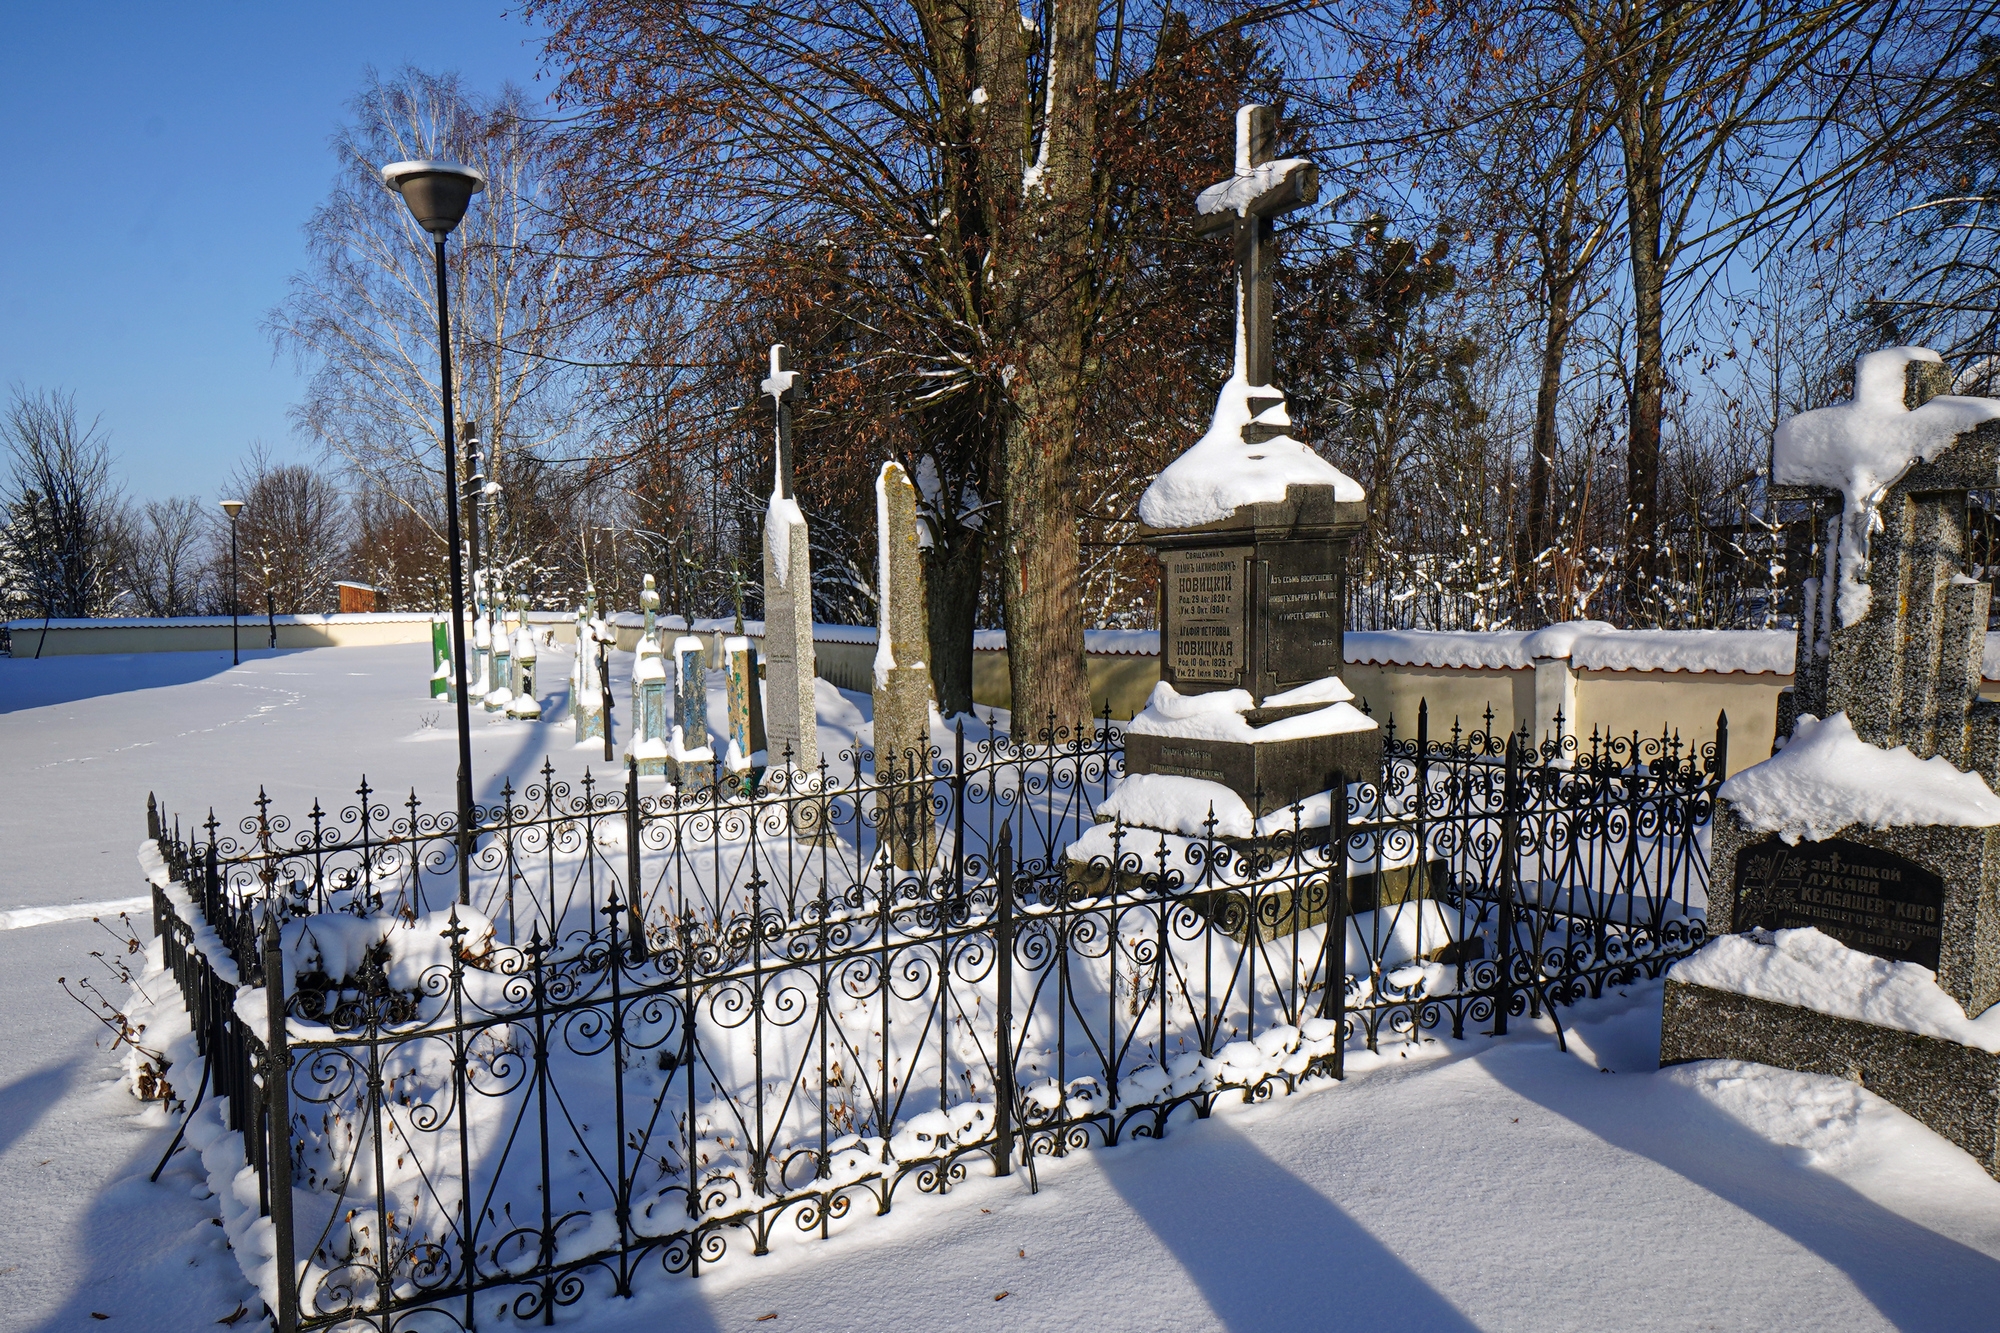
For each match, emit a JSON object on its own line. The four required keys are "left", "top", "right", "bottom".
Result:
{"left": 5, "top": 612, "right": 442, "bottom": 656}
{"left": 4, "top": 612, "right": 1959, "bottom": 774}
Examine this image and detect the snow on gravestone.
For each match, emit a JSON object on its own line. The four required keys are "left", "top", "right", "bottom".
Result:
{"left": 630, "top": 576, "right": 670, "bottom": 776}
{"left": 671, "top": 634, "right": 715, "bottom": 790}
{"left": 1121, "top": 103, "right": 1379, "bottom": 819}
{"left": 873, "top": 460, "right": 938, "bottom": 869}
{"left": 761, "top": 343, "right": 818, "bottom": 777}
{"left": 1663, "top": 349, "right": 2000, "bottom": 1180}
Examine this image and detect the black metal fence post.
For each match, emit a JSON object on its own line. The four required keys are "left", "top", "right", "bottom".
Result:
{"left": 1322, "top": 769, "right": 1348, "bottom": 1081}
{"left": 626, "top": 760, "right": 648, "bottom": 961}
{"left": 1713, "top": 710, "right": 1730, "bottom": 779}
{"left": 599, "top": 637, "right": 615, "bottom": 765}
{"left": 1494, "top": 732, "right": 1520, "bottom": 1036}
{"left": 993, "top": 821, "right": 1015, "bottom": 1178}
{"left": 259, "top": 909, "right": 299, "bottom": 1333}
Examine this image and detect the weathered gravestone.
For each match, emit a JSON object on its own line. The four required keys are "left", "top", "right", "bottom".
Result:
{"left": 485, "top": 598, "right": 513, "bottom": 713}
{"left": 1662, "top": 347, "right": 2000, "bottom": 1175}
{"left": 761, "top": 343, "right": 819, "bottom": 777}
{"left": 573, "top": 592, "right": 608, "bottom": 746}
{"left": 874, "top": 460, "right": 938, "bottom": 867}
{"left": 506, "top": 598, "right": 541, "bottom": 719}
{"left": 1123, "top": 103, "right": 1380, "bottom": 818}
{"left": 724, "top": 635, "right": 766, "bottom": 778}
{"left": 671, "top": 633, "right": 716, "bottom": 790}
{"left": 629, "top": 577, "right": 670, "bottom": 776}
{"left": 430, "top": 613, "right": 452, "bottom": 699}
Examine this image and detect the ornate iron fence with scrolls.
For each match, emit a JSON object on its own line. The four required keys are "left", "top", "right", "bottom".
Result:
{"left": 145, "top": 705, "right": 1721, "bottom": 1331}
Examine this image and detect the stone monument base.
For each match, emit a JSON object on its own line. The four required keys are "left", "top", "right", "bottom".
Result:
{"left": 1661, "top": 978, "right": 2000, "bottom": 1179}
{"left": 1124, "top": 726, "right": 1382, "bottom": 818}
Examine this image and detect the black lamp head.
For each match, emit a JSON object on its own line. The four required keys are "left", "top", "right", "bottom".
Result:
{"left": 380, "top": 160, "right": 487, "bottom": 237}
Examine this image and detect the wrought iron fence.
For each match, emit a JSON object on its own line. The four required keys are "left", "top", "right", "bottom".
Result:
{"left": 145, "top": 703, "right": 1721, "bottom": 1331}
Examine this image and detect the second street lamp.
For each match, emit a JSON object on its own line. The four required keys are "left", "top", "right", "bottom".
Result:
{"left": 382, "top": 158, "right": 485, "bottom": 909}
{"left": 219, "top": 498, "right": 244, "bottom": 665}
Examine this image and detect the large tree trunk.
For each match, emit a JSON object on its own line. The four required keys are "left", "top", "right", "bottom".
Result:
{"left": 1623, "top": 129, "right": 1665, "bottom": 623}
{"left": 926, "top": 522, "right": 986, "bottom": 716}
{"left": 1522, "top": 257, "right": 1573, "bottom": 604}
{"left": 970, "top": 0, "right": 1095, "bottom": 737}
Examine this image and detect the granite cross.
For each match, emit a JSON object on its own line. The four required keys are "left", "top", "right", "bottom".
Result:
{"left": 762, "top": 343, "right": 807, "bottom": 498}
{"left": 1195, "top": 105, "right": 1318, "bottom": 407}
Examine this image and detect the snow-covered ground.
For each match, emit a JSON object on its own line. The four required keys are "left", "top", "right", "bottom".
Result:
{"left": 5, "top": 643, "right": 2000, "bottom": 1331}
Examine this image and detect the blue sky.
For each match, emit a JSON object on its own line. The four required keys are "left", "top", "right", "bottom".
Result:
{"left": 0, "top": 1, "right": 547, "bottom": 504}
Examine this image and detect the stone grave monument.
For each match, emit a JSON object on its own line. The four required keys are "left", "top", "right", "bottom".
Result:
{"left": 506, "top": 597, "right": 542, "bottom": 720}
{"left": 762, "top": 344, "right": 820, "bottom": 776}
{"left": 470, "top": 578, "right": 492, "bottom": 701}
{"left": 1661, "top": 346, "right": 2000, "bottom": 1175}
{"left": 723, "top": 634, "right": 766, "bottom": 779}
{"left": 1121, "top": 103, "right": 1379, "bottom": 820}
{"left": 430, "top": 612, "right": 452, "bottom": 699}
{"left": 671, "top": 631, "right": 716, "bottom": 790}
{"left": 629, "top": 577, "right": 670, "bottom": 776}
{"left": 572, "top": 594, "right": 607, "bottom": 746}
{"left": 874, "top": 459, "right": 938, "bottom": 867}
{"left": 485, "top": 600, "right": 513, "bottom": 714}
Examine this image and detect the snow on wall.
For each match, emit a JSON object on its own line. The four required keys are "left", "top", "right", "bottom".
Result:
{"left": 1773, "top": 346, "right": 2000, "bottom": 627}
{"left": 4, "top": 611, "right": 445, "bottom": 629}
{"left": 1718, "top": 711, "right": 2000, "bottom": 844}
{"left": 1342, "top": 625, "right": 1797, "bottom": 675}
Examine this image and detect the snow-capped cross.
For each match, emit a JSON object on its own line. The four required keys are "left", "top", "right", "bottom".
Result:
{"left": 761, "top": 343, "right": 807, "bottom": 500}
{"left": 1194, "top": 105, "right": 1318, "bottom": 395}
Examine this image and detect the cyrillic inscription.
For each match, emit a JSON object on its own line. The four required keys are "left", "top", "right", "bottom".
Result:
{"left": 1164, "top": 546, "right": 1248, "bottom": 686}
{"left": 1733, "top": 837, "right": 1944, "bottom": 969}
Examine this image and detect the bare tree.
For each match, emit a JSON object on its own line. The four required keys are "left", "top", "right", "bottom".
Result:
{"left": 528, "top": 0, "right": 1342, "bottom": 726}
{"left": 123, "top": 496, "right": 210, "bottom": 616}
{"left": 2, "top": 387, "right": 123, "bottom": 620}
{"left": 218, "top": 448, "right": 350, "bottom": 614}
{"left": 269, "top": 67, "right": 586, "bottom": 583}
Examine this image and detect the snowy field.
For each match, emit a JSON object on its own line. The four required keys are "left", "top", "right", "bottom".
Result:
{"left": 5, "top": 643, "right": 2000, "bottom": 1331}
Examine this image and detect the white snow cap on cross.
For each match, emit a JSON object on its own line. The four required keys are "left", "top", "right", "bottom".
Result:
{"left": 761, "top": 345, "right": 798, "bottom": 401}
{"left": 1194, "top": 105, "right": 1313, "bottom": 219}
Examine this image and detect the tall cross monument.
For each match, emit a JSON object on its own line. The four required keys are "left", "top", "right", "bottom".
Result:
{"left": 1122, "top": 103, "right": 1378, "bottom": 815}
{"left": 1194, "top": 103, "right": 1319, "bottom": 430}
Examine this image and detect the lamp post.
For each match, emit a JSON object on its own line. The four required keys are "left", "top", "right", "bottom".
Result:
{"left": 383, "top": 158, "right": 486, "bottom": 908}
{"left": 219, "top": 499, "right": 244, "bottom": 665}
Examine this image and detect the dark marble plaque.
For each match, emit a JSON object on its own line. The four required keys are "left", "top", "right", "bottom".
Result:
{"left": 1163, "top": 546, "right": 1249, "bottom": 689}
{"left": 1733, "top": 836, "right": 1944, "bottom": 969}
{"left": 1259, "top": 543, "right": 1343, "bottom": 690}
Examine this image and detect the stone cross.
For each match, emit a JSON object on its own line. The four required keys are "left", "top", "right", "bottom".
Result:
{"left": 765, "top": 343, "right": 804, "bottom": 499}
{"left": 1194, "top": 104, "right": 1318, "bottom": 427}
{"left": 762, "top": 343, "right": 819, "bottom": 777}
{"left": 1785, "top": 358, "right": 2000, "bottom": 778}
{"left": 873, "top": 461, "right": 937, "bottom": 867}
{"left": 572, "top": 599, "right": 605, "bottom": 745}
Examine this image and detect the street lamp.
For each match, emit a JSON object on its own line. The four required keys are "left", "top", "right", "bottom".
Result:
{"left": 219, "top": 499, "right": 244, "bottom": 665}
{"left": 382, "top": 158, "right": 485, "bottom": 907}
